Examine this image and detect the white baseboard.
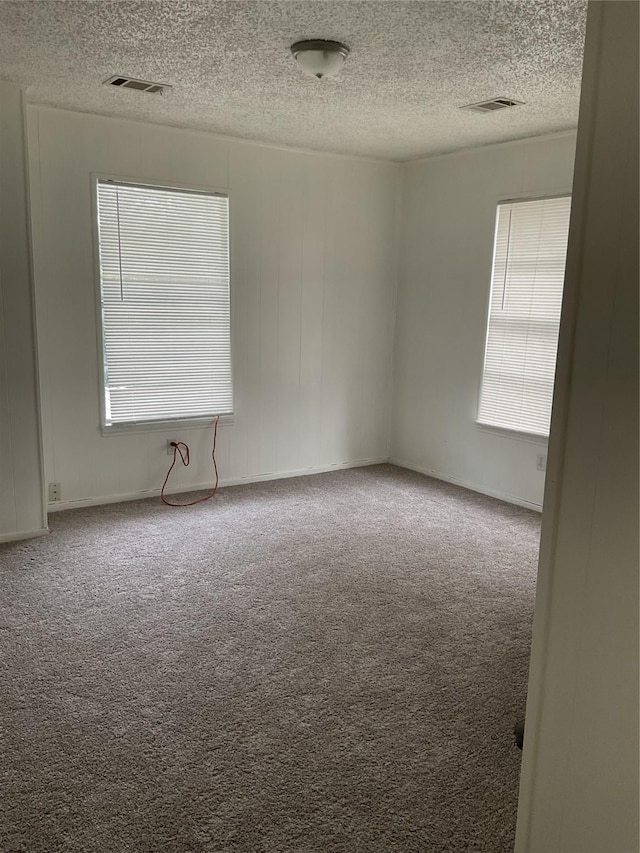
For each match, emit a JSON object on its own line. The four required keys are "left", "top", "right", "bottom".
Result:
{"left": 389, "top": 458, "right": 543, "bottom": 512}
{"left": 0, "top": 527, "right": 50, "bottom": 544}
{"left": 47, "top": 457, "right": 390, "bottom": 512}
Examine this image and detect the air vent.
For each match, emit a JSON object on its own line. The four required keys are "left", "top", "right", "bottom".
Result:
{"left": 104, "top": 75, "right": 171, "bottom": 95}
{"left": 461, "top": 97, "right": 524, "bottom": 113}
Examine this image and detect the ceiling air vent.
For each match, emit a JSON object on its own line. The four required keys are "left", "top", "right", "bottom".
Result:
{"left": 461, "top": 97, "right": 524, "bottom": 113}
{"left": 104, "top": 75, "right": 171, "bottom": 95}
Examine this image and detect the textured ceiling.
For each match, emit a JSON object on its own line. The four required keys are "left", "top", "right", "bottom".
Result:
{"left": 0, "top": 0, "right": 587, "bottom": 161}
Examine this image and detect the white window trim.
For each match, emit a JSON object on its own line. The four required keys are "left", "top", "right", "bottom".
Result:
{"left": 475, "top": 421, "right": 549, "bottom": 446}
{"left": 101, "top": 414, "right": 235, "bottom": 438}
{"left": 475, "top": 189, "right": 572, "bottom": 440}
{"left": 90, "top": 173, "right": 234, "bottom": 432}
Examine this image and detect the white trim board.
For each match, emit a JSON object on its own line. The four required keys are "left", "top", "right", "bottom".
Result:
{"left": 28, "top": 103, "right": 402, "bottom": 168}
{"left": 404, "top": 129, "right": 578, "bottom": 167}
{"left": 389, "top": 458, "right": 543, "bottom": 512}
{"left": 47, "top": 457, "right": 389, "bottom": 512}
{"left": 0, "top": 527, "right": 49, "bottom": 544}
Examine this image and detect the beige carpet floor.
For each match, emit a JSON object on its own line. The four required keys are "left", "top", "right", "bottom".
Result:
{"left": 0, "top": 464, "right": 539, "bottom": 853}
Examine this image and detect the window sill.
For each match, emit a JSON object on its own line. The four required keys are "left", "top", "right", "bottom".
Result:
{"left": 101, "top": 414, "right": 234, "bottom": 437}
{"left": 476, "top": 421, "right": 548, "bottom": 445}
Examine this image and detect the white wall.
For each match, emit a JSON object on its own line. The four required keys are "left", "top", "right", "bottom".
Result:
{"left": 516, "top": 2, "right": 639, "bottom": 850}
{"left": 26, "top": 106, "right": 399, "bottom": 508}
{"left": 0, "top": 83, "right": 46, "bottom": 541}
{"left": 391, "top": 132, "right": 577, "bottom": 509}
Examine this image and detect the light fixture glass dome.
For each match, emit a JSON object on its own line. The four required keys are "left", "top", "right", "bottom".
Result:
{"left": 290, "top": 40, "right": 350, "bottom": 80}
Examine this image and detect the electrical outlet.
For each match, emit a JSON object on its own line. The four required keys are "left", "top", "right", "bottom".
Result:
{"left": 167, "top": 440, "right": 177, "bottom": 455}
{"left": 536, "top": 454, "right": 547, "bottom": 472}
{"left": 48, "top": 482, "right": 61, "bottom": 502}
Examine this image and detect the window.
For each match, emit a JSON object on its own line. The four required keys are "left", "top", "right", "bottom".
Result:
{"left": 478, "top": 195, "right": 571, "bottom": 436}
{"left": 95, "top": 179, "right": 232, "bottom": 426}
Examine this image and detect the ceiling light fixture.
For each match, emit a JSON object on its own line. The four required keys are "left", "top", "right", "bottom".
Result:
{"left": 290, "top": 39, "right": 350, "bottom": 80}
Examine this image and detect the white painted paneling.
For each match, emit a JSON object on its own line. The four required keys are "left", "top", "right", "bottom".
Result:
{"left": 391, "top": 132, "right": 577, "bottom": 508}
{"left": 0, "top": 82, "right": 46, "bottom": 540}
{"left": 27, "top": 107, "right": 399, "bottom": 507}
{"left": 516, "top": 2, "right": 639, "bottom": 850}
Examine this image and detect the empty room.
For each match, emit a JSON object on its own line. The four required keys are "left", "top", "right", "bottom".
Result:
{"left": 0, "top": 2, "right": 637, "bottom": 852}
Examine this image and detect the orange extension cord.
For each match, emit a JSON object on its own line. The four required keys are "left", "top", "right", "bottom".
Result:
{"left": 160, "top": 415, "right": 219, "bottom": 507}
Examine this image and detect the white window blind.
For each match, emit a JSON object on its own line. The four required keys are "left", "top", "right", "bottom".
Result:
{"left": 478, "top": 195, "right": 571, "bottom": 436}
{"left": 96, "top": 180, "right": 232, "bottom": 425}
